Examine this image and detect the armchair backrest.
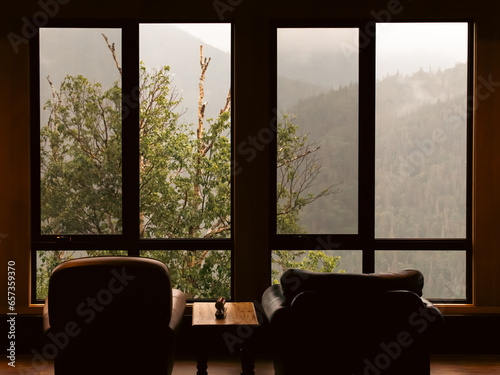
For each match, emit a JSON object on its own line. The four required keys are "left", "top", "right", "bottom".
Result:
{"left": 48, "top": 256, "right": 173, "bottom": 330}
{"left": 280, "top": 268, "right": 424, "bottom": 304}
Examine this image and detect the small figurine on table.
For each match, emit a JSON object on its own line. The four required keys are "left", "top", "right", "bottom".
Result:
{"left": 215, "top": 297, "right": 226, "bottom": 319}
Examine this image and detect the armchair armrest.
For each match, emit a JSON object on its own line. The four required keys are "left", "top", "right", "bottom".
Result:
{"left": 261, "top": 284, "right": 289, "bottom": 325}
{"left": 169, "top": 289, "right": 186, "bottom": 334}
{"left": 422, "top": 298, "right": 444, "bottom": 319}
{"left": 421, "top": 297, "right": 445, "bottom": 332}
{"left": 43, "top": 298, "right": 50, "bottom": 334}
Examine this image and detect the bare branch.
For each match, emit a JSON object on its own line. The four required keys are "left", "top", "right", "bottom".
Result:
{"left": 220, "top": 88, "right": 231, "bottom": 115}
{"left": 277, "top": 145, "right": 321, "bottom": 168}
{"left": 102, "top": 33, "right": 122, "bottom": 76}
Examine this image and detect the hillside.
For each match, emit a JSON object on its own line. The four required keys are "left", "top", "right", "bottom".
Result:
{"left": 281, "top": 63, "right": 468, "bottom": 239}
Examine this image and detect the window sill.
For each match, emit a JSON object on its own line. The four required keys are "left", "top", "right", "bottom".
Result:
{"left": 437, "top": 304, "right": 500, "bottom": 315}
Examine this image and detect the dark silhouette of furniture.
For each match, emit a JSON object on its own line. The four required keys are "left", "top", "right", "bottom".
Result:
{"left": 261, "top": 268, "right": 444, "bottom": 375}
{"left": 43, "top": 256, "right": 186, "bottom": 375}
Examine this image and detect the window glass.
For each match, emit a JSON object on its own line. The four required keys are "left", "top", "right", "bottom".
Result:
{"left": 375, "top": 250, "right": 467, "bottom": 300}
{"left": 141, "top": 250, "right": 231, "bottom": 299}
{"left": 277, "top": 28, "right": 359, "bottom": 234}
{"left": 139, "top": 24, "right": 232, "bottom": 239}
{"left": 375, "top": 23, "right": 468, "bottom": 238}
{"left": 271, "top": 250, "right": 362, "bottom": 284}
{"left": 39, "top": 28, "right": 122, "bottom": 235}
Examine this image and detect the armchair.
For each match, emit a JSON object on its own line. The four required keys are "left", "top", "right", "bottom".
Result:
{"left": 261, "top": 268, "right": 444, "bottom": 375}
{"left": 43, "top": 256, "right": 186, "bottom": 375}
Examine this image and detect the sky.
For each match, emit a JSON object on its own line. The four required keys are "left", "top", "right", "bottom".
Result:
{"left": 376, "top": 22, "right": 468, "bottom": 78}
{"left": 278, "top": 23, "right": 469, "bottom": 86}
{"left": 175, "top": 23, "right": 231, "bottom": 53}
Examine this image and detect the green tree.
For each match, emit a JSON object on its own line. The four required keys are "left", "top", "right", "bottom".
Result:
{"left": 41, "top": 74, "right": 122, "bottom": 234}
{"left": 271, "top": 249, "right": 343, "bottom": 285}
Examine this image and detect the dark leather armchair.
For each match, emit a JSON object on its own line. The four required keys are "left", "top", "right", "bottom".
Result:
{"left": 261, "top": 268, "right": 444, "bottom": 375}
{"left": 43, "top": 256, "right": 186, "bottom": 375}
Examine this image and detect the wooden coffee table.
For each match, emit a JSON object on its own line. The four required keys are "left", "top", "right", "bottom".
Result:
{"left": 192, "top": 302, "right": 259, "bottom": 375}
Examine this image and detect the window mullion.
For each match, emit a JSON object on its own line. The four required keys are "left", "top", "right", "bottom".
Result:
{"left": 358, "top": 21, "right": 376, "bottom": 273}
{"left": 121, "top": 22, "right": 140, "bottom": 256}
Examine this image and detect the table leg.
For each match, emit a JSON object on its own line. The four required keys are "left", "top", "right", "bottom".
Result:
{"left": 195, "top": 326, "right": 208, "bottom": 375}
{"left": 240, "top": 344, "right": 255, "bottom": 375}
{"left": 196, "top": 352, "right": 208, "bottom": 375}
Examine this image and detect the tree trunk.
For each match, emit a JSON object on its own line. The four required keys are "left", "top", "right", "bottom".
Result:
{"left": 189, "top": 46, "right": 211, "bottom": 237}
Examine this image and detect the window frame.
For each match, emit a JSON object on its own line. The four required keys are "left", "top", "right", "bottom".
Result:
{"left": 30, "top": 19, "right": 235, "bottom": 304}
{"left": 270, "top": 19, "right": 474, "bottom": 304}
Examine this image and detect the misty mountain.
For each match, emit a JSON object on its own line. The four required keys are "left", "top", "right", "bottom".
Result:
{"left": 278, "top": 75, "right": 328, "bottom": 110}
{"left": 282, "top": 63, "right": 468, "bottom": 238}
{"left": 277, "top": 28, "right": 359, "bottom": 91}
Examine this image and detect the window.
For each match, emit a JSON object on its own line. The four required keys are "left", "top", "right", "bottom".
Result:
{"left": 272, "top": 21, "right": 472, "bottom": 302}
{"left": 31, "top": 23, "right": 232, "bottom": 302}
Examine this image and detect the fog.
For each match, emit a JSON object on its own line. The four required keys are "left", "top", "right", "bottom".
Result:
{"left": 277, "top": 23, "right": 468, "bottom": 92}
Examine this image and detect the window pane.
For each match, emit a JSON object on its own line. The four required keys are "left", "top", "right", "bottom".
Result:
{"left": 139, "top": 24, "right": 231, "bottom": 239}
{"left": 375, "top": 250, "right": 466, "bottom": 300}
{"left": 375, "top": 23, "right": 468, "bottom": 238}
{"left": 36, "top": 250, "right": 127, "bottom": 300}
{"left": 140, "top": 250, "right": 231, "bottom": 299}
{"left": 39, "top": 28, "right": 122, "bottom": 235}
{"left": 272, "top": 250, "right": 362, "bottom": 284}
{"left": 277, "top": 28, "right": 359, "bottom": 234}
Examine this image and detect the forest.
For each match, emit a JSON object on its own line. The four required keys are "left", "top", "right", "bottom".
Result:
{"left": 277, "top": 62, "right": 468, "bottom": 299}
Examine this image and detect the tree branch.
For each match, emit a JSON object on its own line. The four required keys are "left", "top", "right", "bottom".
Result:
{"left": 102, "top": 33, "right": 122, "bottom": 77}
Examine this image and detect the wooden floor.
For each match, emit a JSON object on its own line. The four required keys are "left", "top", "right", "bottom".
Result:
{"left": 2, "top": 354, "right": 500, "bottom": 374}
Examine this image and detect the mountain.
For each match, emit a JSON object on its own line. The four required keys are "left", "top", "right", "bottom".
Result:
{"left": 277, "top": 28, "right": 359, "bottom": 91}
{"left": 283, "top": 63, "right": 468, "bottom": 238}
{"left": 278, "top": 75, "right": 328, "bottom": 110}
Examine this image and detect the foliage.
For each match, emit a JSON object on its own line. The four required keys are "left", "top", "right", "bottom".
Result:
{"left": 271, "top": 250, "right": 343, "bottom": 285}
{"left": 41, "top": 75, "right": 122, "bottom": 234}
{"left": 141, "top": 250, "right": 230, "bottom": 299}
{"left": 138, "top": 64, "right": 231, "bottom": 239}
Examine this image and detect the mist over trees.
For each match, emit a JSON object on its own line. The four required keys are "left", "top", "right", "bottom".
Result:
{"left": 283, "top": 63, "right": 467, "bottom": 239}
